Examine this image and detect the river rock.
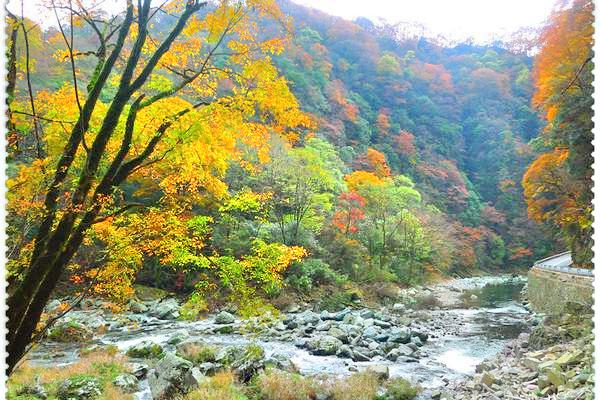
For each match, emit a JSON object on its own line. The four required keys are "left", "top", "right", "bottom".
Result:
{"left": 48, "top": 321, "right": 93, "bottom": 343}
{"left": 392, "top": 303, "right": 406, "bottom": 313}
{"left": 329, "top": 327, "right": 349, "bottom": 343}
{"left": 307, "top": 335, "right": 343, "bottom": 356}
{"left": 352, "top": 350, "right": 371, "bottom": 361}
{"left": 217, "top": 344, "right": 265, "bottom": 381}
{"left": 129, "top": 300, "right": 148, "bottom": 313}
{"left": 366, "top": 364, "right": 390, "bottom": 380}
{"left": 149, "top": 298, "right": 179, "bottom": 320}
{"left": 215, "top": 311, "right": 235, "bottom": 324}
{"left": 130, "top": 362, "right": 149, "bottom": 379}
{"left": 388, "top": 327, "right": 411, "bottom": 344}
{"left": 57, "top": 376, "right": 101, "bottom": 400}
{"left": 113, "top": 373, "right": 138, "bottom": 393}
{"left": 362, "top": 325, "right": 380, "bottom": 339}
{"left": 386, "top": 344, "right": 414, "bottom": 361}
{"left": 336, "top": 345, "right": 353, "bottom": 358}
{"left": 167, "top": 329, "right": 190, "bottom": 345}
{"left": 45, "top": 299, "right": 62, "bottom": 312}
{"left": 148, "top": 352, "right": 196, "bottom": 399}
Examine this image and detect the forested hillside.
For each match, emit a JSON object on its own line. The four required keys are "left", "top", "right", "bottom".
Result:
{"left": 9, "top": 0, "right": 591, "bottom": 373}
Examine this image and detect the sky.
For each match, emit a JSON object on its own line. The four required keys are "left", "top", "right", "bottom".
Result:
{"left": 9, "top": 0, "right": 558, "bottom": 43}
{"left": 292, "top": 0, "right": 558, "bottom": 42}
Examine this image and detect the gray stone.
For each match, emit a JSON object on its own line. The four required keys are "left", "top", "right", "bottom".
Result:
{"left": 167, "top": 329, "right": 190, "bottom": 345}
{"left": 57, "top": 376, "right": 101, "bottom": 400}
{"left": 366, "top": 364, "right": 389, "bottom": 380}
{"left": 126, "top": 341, "right": 164, "bottom": 359}
{"left": 386, "top": 344, "right": 414, "bottom": 361}
{"left": 307, "top": 336, "right": 343, "bottom": 356}
{"left": 148, "top": 352, "right": 195, "bottom": 399}
{"left": 362, "top": 325, "right": 380, "bottom": 339}
{"left": 215, "top": 311, "right": 236, "bottom": 324}
{"left": 336, "top": 345, "right": 354, "bottom": 359}
{"left": 130, "top": 362, "right": 149, "bottom": 379}
{"left": 388, "top": 327, "right": 411, "bottom": 344}
{"left": 149, "top": 298, "right": 179, "bottom": 320}
{"left": 129, "top": 301, "right": 148, "bottom": 313}
{"left": 113, "top": 374, "right": 138, "bottom": 393}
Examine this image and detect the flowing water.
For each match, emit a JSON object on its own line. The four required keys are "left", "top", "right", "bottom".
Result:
{"left": 27, "top": 278, "right": 529, "bottom": 399}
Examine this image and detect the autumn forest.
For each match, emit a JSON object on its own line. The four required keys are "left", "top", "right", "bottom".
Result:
{"left": 4, "top": 0, "right": 594, "bottom": 395}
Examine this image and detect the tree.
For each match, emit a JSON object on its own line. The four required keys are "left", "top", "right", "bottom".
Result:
{"left": 523, "top": 0, "right": 593, "bottom": 267}
{"left": 6, "top": 0, "right": 311, "bottom": 373}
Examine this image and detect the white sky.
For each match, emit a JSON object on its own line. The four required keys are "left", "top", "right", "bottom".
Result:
{"left": 9, "top": 0, "right": 558, "bottom": 42}
{"left": 292, "top": 0, "right": 558, "bottom": 42}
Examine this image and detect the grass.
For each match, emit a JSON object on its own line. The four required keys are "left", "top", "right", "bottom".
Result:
{"left": 7, "top": 349, "right": 133, "bottom": 400}
{"left": 255, "top": 369, "right": 318, "bottom": 400}
{"left": 184, "top": 372, "right": 248, "bottom": 400}
{"left": 327, "top": 372, "right": 380, "bottom": 400}
{"left": 384, "top": 377, "right": 421, "bottom": 400}
{"left": 177, "top": 341, "right": 218, "bottom": 364}
{"left": 414, "top": 293, "right": 441, "bottom": 310}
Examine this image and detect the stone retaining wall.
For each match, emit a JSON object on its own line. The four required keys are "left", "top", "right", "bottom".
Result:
{"left": 527, "top": 266, "right": 593, "bottom": 315}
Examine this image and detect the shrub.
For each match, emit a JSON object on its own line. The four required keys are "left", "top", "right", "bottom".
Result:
{"left": 285, "top": 259, "right": 348, "bottom": 293}
{"left": 414, "top": 294, "right": 441, "bottom": 310}
{"left": 177, "top": 342, "right": 218, "bottom": 364}
{"left": 184, "top": 371, "right": 247, "bottom": 400}
{"left": 256, "top": 369, "right": 318, "bottom": 400}
{"left": 328, "top": 372, "right": 379, "bottom": 400}
{"left": 384, "top": 377, "right": 420, "bottom": 400}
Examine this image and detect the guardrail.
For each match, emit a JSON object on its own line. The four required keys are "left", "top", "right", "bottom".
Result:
{"left": 533, "top": 251, "right": 594, "bottom": 277}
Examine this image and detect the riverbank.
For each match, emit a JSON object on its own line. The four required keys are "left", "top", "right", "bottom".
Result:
{"left": 8, "top": 275, "right": 539, "bottom": 400}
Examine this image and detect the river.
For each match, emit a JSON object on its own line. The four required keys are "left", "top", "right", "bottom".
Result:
{"left": 27, "top": 276, "right": 529, "bottom": 399}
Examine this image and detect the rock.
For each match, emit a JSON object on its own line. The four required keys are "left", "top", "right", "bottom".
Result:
{"left": 307, "top": 336, "right": 343, "bottom": 356}
{"left": 126, "top": 341, "right": 164, "bottom": 359}
{"left": 362, "top": 325, "right": 380, "bottom": 339}
{"left": 547, "top": 367, "right": 566, "bottom": 387}
{"left": 113, "top": 374, "right": 139, "bottom": 393}
{"left": 215, "top": 311, "right": 235, "bottom": 324}
{"left": 167, "top": 329, "right": 190, "bottom": 345}
{"left": 46, "top": 299, "right": 62, "bottom": 312}
{"left": 352, "top": 350, "right": 371, "bottom": 362}
{"left": 265, "top": 353, "right": 298, "bottom": 373}
{"left": 130, "top": 363, "right": 149, "bottom": 379}
{"left": 329, "top": 327, "right": 349, "bottom": 343}
{"left": 360, "top": 309, "right": 375, "bottom": 319}
{"left": 48, "top": 321, "right": 93, "bottom": 343}
{"left": 148, "top": 352, "right": 196, "bottom": 399}
{"left": 388, "top": 327, "right": 411, "bottom": 344}
{"left": 129, "top": 301, "right": 148, "bottom": 313}
{"left": 315, "top": 321, "right": 332, "bottom": 331}
{"left": 336, "top": 345, "right": 354, "bottom": 359}
{"left": 217, "top": 344, "right": 265, "bottom": 381}
{"left": 214, "top": 325, "right": 234, "bottom": 334}
{"left": 392, "top": 303, "right": 406, "bottom": 313}
{"left": 17, "top": 377, "right": 47, "bottom": 399}
{"left": 149, "top": 298, "right": 179, "bottom": 320}
{"left": 57, "top": 376, "right": 102, "bottom": 400}
{"left": 366, "top": 364, "right": 389, "bottom": 380}
{"left": 386, "top": 344, "right": 414, "bottom": 361}
{"left": 556, "top": 350, "right": 584, "bottom": 367}
{"left": 410, "top": 335, "right": 423, "bottom": 347}
{"left": 286, "top": 304, "right": 301, "bottom": 313}
{"left": 411, "top": 329, "right": 429, "bottom": 342}
{"left": 480, "top": 371, "right": 497, "bottom": 387}
{"left": 184, "top": 367, "right": 207, "bottom": 389}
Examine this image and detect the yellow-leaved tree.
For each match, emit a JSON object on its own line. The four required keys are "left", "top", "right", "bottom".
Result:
{"left": 7, "top": 0, "right": 311, "bottom": 373}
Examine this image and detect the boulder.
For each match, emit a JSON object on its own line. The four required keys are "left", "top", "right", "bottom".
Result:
{"left": 167, "top": 329, "right": 190, "bottom": 345}
{"left": 307, "top": 336, "right": 343, "bottom": 356}
{"left": 57, "top": 376, "right": 101, "bottom": 400}
{"left": 366, "top": 364, "right": 390, "bottom": 380}
{"left": 215, "top": 311, "right": 235, "bottom": 324}
{"left": 130, "top": 363, "right": 149, "bottom": 379}
{"left": 329, "top": 327, "right": 349, "bottom": 343}
{"left": 149, "top": 299, "right": 179, "bottom": 320}
{"left": 388, "top": 327, "right": 411, "bottom": 344}
{"left": 48, "top": 321, "right": 93, "bottom": 343}
{"left": 480, "top": 371, "right": 497, "bottom": 387}
{"left": 129, "top": 301, "right": 148, "bottom": 313}
{"left": 216, "top": 344, "right": 265, "bottom": 381}
{"left": 386, "top": 344, "right": 414, "bottom": 361}
{"left": 392, "top": 303, "right": 406, "bottom": 313}
{"left": 148, "top": 352, "right": 197, "bottom": 399}
{"left": 336, "top": 345, "right": 354, "bottom": 359}
{"left": 113, "top": 373, "right": 139, "bottom": 393}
